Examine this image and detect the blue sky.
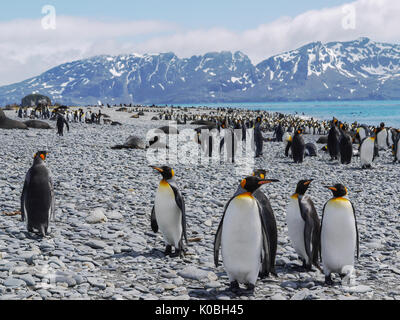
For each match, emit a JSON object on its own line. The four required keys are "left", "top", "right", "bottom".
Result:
{"left": 2, "top": 0, "right": 352, "bottom": 29}
{"left": 1, "top": 0, "right": 399, "bottom": 86}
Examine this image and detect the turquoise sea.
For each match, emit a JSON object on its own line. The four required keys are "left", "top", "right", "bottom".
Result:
{"left": 178, "top": 100, "right": 400, "bottom": 128}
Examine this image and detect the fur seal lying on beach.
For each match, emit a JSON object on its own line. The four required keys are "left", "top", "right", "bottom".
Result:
{"left": 111, "top": 135, "right": 147, "bottom": 150}
{"left": 24, "top": 120, "right": 52, "bottom": 129}
{"left": 0, "top": 109, "right": 28, "bottom": 130}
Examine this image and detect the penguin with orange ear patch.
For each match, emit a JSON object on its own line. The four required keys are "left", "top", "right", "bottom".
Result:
{"left": 150, "top": 166, "right": 187, "bottom": 258}
{"left": 292, "top": 128, "right": 305, "bottom": 163}
{"left": 214, "top": 176, "right": 279, "bottom": 293}
{"left": 321, "top": 184, "right": 359, "bottom": 286}
{"left": 21, "top": 151, "right": 54, "bottom": 237}
{"left": 286, "top": 180, "right": 321, "bottom": 271}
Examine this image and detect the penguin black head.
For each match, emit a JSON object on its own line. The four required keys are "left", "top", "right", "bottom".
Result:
{"left": 151, "top": 166, "right": 175, "bottom": 180}
{"left": 295, "top": 128, "right": 303, "bottom": 135}
{"left": 380, "top": 122, "right": 385, "bottom": 128}
{"left": 33, "top": 151, "right": 48, "bottom": 162}
{"left": 252, "top": 169, "right": 267, "bottom": 180}
{"left": 240, "top": 176, "right": 279, "bottom": 194}
{"left": 295, "top": 180, "right": 313, "bottom": 195}
{"left": 325, "top": 184, "right": 348, "bottom": 198}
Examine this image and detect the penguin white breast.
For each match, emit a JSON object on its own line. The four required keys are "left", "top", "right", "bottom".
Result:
{"left": 154, "top": 181, "right": 182, "bottom": 248}
{"left": 360, "top": 138, "right": 374, "bottom": 165}
{"left": 377, "top": 130, "right": 388, "bottom": 149}
{"left": 321, "top": 198, "right": 357, "bottom": 274}
{"left": 221, "top": 195, "right": 263, "bottom": 284}
{"left": 286, "top": 196, "right": 308, "bottom": 263}
{"left": 397, "top": 140, "right": 400, "bottom": 160}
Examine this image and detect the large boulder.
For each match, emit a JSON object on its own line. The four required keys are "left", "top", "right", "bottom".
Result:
{"left": 21, "top": 94, "right": 51, "bottom": 107}
{"left": 24, "top": 120, "right": 52, "bottom": 129}
{"left": 0, "top": 109, "right": 28, "bottom": 130}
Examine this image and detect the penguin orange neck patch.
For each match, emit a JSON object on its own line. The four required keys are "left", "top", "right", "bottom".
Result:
{"left": 291, "top": 193, "right": 299, "bottom": 200}
{"left": 160, "top": 180, "right": 169, "bottom": 187}
{"left": 237, "top": 192, "right": 254, "bottom": 200}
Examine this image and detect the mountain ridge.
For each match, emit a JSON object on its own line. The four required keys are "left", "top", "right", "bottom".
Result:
{"left": 1, "top": 37, "right": 400, "bottom": 106}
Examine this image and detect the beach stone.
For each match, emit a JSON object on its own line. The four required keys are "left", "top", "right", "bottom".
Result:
{"left": 291, "top": 289, "right": 311, "bottom": 300}
{"left": 343, "top": 285, "right": 373, "bottom": 294}
{"left": 270, "top": 293, "right": 287, "bottom": 300}
{"left": 86, "top": 208, "right": 108, "bottom": 224}
{"left": 86, "top": 240, "right": 107, "bottom": 250}
{"left": 178, "top": 266, "right": 210, "bottom": 281}
{"left": 4, "top": 277, "right": 26, "bottom": 288}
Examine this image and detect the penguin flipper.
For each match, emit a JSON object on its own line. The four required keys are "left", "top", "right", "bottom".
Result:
{"left": 258, "top": 200, "right": 271, "bottom": 278}
{"left": 213, "top": 197, "right": 234, "bottom": 267}
{"left": 49, "top": 175, "right": 55, "bottom": 221}
{"left": 214, "top": 221, "right": 223, "bottom": 268}
{"left": 298, "top": 196, "right": 316, "bottom": 266}
{"left": 151, "top": 206, "right": 158, "bottom": 233}
{"left": 319, "top": 201, "right": 330, "bottom": 263}
{"left": 170, "top": 184, "right": 187, "bottom": 243}
{"left": 351, "top": 202, "right": 360, "bottom": 260}
{"left": 20, "top": 169, "right": 31, "bottom": 221}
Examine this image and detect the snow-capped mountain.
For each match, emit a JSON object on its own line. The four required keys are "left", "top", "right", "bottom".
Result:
{"left": 1, "top": 38, "right": 400, "bottom": 106}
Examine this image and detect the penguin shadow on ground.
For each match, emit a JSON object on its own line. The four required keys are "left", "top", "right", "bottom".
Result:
{"left": 279, "top": 262, "right": 325, "bottom": 287}
{"left": 110, "top": 248, "right": 167, "bottom": 260}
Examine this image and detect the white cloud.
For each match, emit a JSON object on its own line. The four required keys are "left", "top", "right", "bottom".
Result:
{"left": 1, "top": 0, "right": 400, "bottom": 86}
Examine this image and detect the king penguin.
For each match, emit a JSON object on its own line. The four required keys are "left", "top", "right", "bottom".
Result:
{"left": 328, "top": 122, "right": 340, "bottom": 161}
{"left": 286, "top": 180, "right": 321, "bottom": 271}
{"left": 214, "top": 176, "right": 279, "bottom": 292}
{"left": 321, "top": 184, "right": 359, "bottom": 285}
{"left": 359, "top": 136, "right": 376, "bottom": 169}
{"left": 232, "top": 169, "right": 279, "bottom": 276}
{"left": 291, "top": 129, "right": 305, "bottom": 163}
{"left": 376, "top": 123, "right": 389, "bottom": 151}
{"left": 21, "top": 151, "right": 55, "bottom": 236}
{"left": 339, "top": 123, "right": 353, "bottom": 165}
{"left": 392, "top": 134, "right": 400, "bottom": 163}
{"left": 150, "top": 166, "right": 187, "bottom": 257}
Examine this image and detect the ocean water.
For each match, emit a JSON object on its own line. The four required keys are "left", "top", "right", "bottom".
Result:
{"left": 179, "top": 100, "right": 400, "bottom": 128}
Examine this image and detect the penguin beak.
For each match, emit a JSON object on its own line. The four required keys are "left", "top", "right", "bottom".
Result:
{"left": 325, "top": 186, "right": 337, "bottom": 192}
{"left": 150, "top": 166, "right": 164, "bottom": 173}
{"left": 258, "top": 179, "right": 279, "bottom": 185}
{"left": 304, "top": 180, "right": 313, "bottom": 186}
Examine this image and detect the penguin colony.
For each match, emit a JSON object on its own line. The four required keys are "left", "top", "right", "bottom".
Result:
{"left": 12, "top": 105, "right": 400, "bottom": 296}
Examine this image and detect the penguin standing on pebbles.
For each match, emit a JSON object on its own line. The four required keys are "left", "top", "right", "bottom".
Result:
{"left": 214, "top": 176, "right": 279, "bottom": 293}
{"left": 21, "top": 151, "right": 55, "bottom": 236}
{"left": 150, "top": 166, "right": 187, "bottom": 257}
{"left": 321, "top": 184, "right": 359, "bottom": 286}
{"left": 291, "top": 129, "right": 305, "bottom": 163}
{"left": 286, "top": 180, "right": 321, "bottom": 271}
{"left": 359, "top": 136, "right": 376, "bottom": 169}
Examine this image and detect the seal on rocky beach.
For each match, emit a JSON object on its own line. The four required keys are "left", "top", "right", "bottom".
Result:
{"left": 24, "top": 120, "right": 52, "bottom": 129}
{"left": 111, "top": 135, "right": 147, "bottom": 150}
{"left": 0, "top": 109, "right": 28, "bottom": 130}
{"left": 21, "top": 151, "right": 55, "bottom": 237}
{"left": 150, "top": 166, "right": 187, "bottom": 258}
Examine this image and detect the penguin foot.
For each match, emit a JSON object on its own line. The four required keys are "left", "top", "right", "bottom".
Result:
{"left": 325, "top": 275, "right": 334, "bottom": 286}
{"left": 229, "top": 281, "right": 240, "bottom": 294}
{"left": 164, "top": 245, "right": 172, "bottom": 256}
{"left": 170, "top": 249, "right": 183, "bottom": 258}
{"left": 245, "top": 283, "right": 255, "bottom": 294}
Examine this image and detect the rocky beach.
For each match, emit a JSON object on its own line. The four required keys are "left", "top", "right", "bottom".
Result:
{"left": 0, "top": 107, "right": 399, "bottom": 301}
